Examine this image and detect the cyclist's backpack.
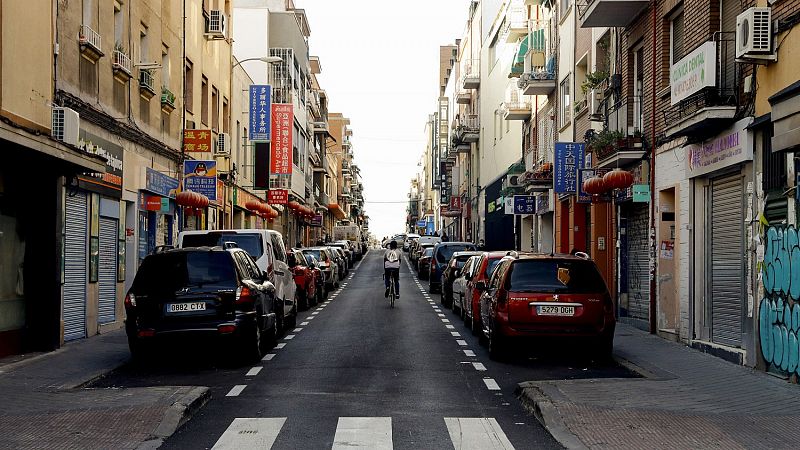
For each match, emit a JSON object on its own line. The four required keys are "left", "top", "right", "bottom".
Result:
{"left": 386, "top": 250, "right": 399, "bottom": 263}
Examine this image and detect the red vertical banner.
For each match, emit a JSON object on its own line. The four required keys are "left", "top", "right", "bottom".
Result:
{"left": 270, "top": 104, "right": 293, "bottom": 174}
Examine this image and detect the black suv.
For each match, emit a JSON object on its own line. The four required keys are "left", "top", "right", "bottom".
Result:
{"left": 124, "top": 245, "right": 278, "bottom": 363}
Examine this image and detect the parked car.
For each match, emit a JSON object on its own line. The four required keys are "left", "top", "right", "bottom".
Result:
{"left": 452, "top": 255, "right": 481, "bottom": 320}
{"left": 329, "top": 247, "right": 349, "bottom": 279}
{"left": 288, "top": 249, "right": 320, "bottom": 311}
{"left": 429, "top": 242, "right": 477, "bottom": 293}
{"left": 328, "top": 242, "right": 353, "bottom": 269}
{"left": 412, "top": 243, "right": 435, "bottom": 269}
{"left": 441, "top": 251, "right": 482, "bottom": 310}
{"left": 124, "top": 246, "right": 278, "bottom": 363}
{"left": 304, "top": 254, "right": 326, "bottom": 302}
{"left": 349, "top": 240, "right": 363, "bottom": 261}
{"left": 461, "top": 252, "right": 507, "bottom": 335}
{"left": 404, "top": 233, "right": 420, "bottom": 252}
{"left": 178, "top": 229, "right": 298, "bottom": 332}
{"left": 417, "top": 247, "right": 434, "bottom": 280}
{"left": 302, "top": 247, "right": 339, "bottom": 292}
{"left": 477, "top": 253, "right": 615, "bottom": 361}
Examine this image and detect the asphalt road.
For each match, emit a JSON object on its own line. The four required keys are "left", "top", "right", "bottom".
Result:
{"left": 94, "top": 249, "right": 635, "bottom": 449}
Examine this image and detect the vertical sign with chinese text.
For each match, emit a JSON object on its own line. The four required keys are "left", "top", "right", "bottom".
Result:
{"left": 270, "top": 104, "right": 293, "bottom": 174}
{"left": 554, "top": 142, "right": 586, "bottom": 194}
{"left": 249, "top": 85, "right": 271, "bottom": 141}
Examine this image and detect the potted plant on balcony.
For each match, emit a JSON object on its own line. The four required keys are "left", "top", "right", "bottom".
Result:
{"left": 588, "top": 129, "right": 624, "bottom": 161}
{"left": 580, "top": 70, "right": 609, "bottom": 95}
{"left": 161, "top": 86, "right": 176, "bottom": 113}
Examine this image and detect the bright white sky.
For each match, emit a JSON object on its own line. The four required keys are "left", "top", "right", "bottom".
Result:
{"left": 300, "top": 0, "right": 469, "bottom": 241}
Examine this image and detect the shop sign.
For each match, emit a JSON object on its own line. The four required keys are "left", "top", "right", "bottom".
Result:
{"left": 139, "top": 192, "right": 169, "bottom": 212}
{"left": 671, "top": 41, "right": 716, "bottom": 105}
{"left": 577, "top": 168, "right": 612, "bottom": 203}
{"left": 633, "top": 184, "right": 650, "bottom": 202}
{"left": 311, "top": 214, "right": 323, "bottom": 227}
{"left": 183, "top": 160, "right": 217, "bottom": 201}
{"left": 78, "top": 130, "right": 124, "bottom": 196}
{"left": 215, "top": 179, "right": 225, "bottom": 205}
{"left": 554, "top": 142, "right": 586, "bottom": 194}
{"left": 504, "top": 197, "right": 514, "bottom": 215}
{"left": 268, "top": 189, "right": 289, "bottom": 204}
{"left": 183, "top": 129, "right": 212, "bottom": 153}
{"left": 686, "top": 118, "right": 753, "bottom": 178}
{"left": 426, "top": 217, "right": 435, "bottom": 235}
{"left": 249, "top": 85, "right": 272, "bottom": 141}
{"left": 270, "top": 104, "right": 293, "bottom": 174}
{"left": 144, "top": 167, "right": 179, "bottom": 198}
{"left": 416, "top": 220, "right": 427, "bottom": 228}
{"left": 513, "top": 195, "right": 536, "bottom": 215}
{"left": 536, "top": 191, "right": 552, "bottom": 215}
{"left": 450, "top": 196, "right": 461, "bottom": 209}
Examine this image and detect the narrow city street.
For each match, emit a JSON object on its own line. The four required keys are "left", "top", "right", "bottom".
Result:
{"left": 92, "top": 250, "right": 634, "bottom": 448}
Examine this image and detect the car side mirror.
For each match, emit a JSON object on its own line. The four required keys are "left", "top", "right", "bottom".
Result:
{"left": 475, "top": 280, "right": 487, "bottom": 291}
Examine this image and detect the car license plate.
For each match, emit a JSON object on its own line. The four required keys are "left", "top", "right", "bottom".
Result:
{"left": 168, "top": 302, "right": 206, "bottom": 313}
{"left": 537, "top": 305, "right": 574, "bottom": 316}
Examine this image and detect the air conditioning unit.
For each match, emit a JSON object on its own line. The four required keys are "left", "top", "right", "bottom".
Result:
{"left": 52, "top": 107, "right": 80, "bottom": 147}
{"left": 736, "top": 7, "right": 772, "bottom": 59}
{"left": 205, "top": 10, "right": 226, "bottom": 38}
{"left": 216, "top": 132, "right": 231, "bottom": 155}
{"left": 502, "top": 174, "right": 524, "bottom": 190}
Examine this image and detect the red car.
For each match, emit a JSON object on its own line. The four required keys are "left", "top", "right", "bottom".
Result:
{"left": 460, "top": 252, "right": 507, "bottom": 336}
{"left": 289, "top": 249, "right": 320, "bottom": 311}
{"left": 477, "top": 253, "right": 615, "bottom": 361}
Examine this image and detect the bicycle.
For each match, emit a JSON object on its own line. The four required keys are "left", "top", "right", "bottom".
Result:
{"left": 383, "top": 271, "right": 398, "bottom": 308}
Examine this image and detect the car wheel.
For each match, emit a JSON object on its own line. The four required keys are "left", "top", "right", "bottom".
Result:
{"left": 453, "top": 296, "right": 461, "bottom": 316}
{"left": 488, "top": 322, "right": 507, "bottom": 361}
{"left": 275, "top": 303, "right": 285, "bottom": 334}
{"left": 128, "top": 336, "right": 151, "bottom": 363}
{"left": 298, "top": 289, "right": 308, "bottom": 311}
{"left": 287, "top": 294, "right": 299, "bottom": 329}
{"left": 240, "top": 320, "right": 263, "bottom": 363}
{"left": 594, "top": 333, "right": 614, "bottom": 362}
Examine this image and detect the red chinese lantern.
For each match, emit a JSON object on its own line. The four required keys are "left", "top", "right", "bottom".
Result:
{"left": 603, "top": 169, "right": 634, "bottom": 190}
{"left": 197, "top": 193, "right": 209, "bottom": 208}
{"left": 176, "top": 191, "right": 194, "bottom": 207}
{"left": 288, "top": 201, "right": 300, "bottom": 211}
{"left": 582, "top": 176, "right": 607, "bottom": 195}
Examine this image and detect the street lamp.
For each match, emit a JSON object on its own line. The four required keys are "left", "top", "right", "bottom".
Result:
{"left": 232, "top": 56, "right": 282, "bottom": 70}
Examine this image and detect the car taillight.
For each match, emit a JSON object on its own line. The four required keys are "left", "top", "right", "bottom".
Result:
{"left": 137, "top": 329, "right": 155, "bottom": 338}
{"left": 124, "top": 293, "right": 136, "bottom": 308}
{"left": 218, "top": 324, "right": 236, "bottom": 334}
{"left": 235, "top": 286, "right": 255, "bottom": 306}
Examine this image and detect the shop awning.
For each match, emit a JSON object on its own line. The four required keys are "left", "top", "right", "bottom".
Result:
{"left": 328, "top": 203, "right": 346, "bottom": 220}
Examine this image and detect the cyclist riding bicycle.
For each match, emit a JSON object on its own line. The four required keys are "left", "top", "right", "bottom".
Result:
{"left": 384, "top": 240, "right": 401, "bottom": 298}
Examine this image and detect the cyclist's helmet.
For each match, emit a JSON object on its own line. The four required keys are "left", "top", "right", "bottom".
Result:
{"left": 389, "top": 240, "right": 398, "bottom": 249}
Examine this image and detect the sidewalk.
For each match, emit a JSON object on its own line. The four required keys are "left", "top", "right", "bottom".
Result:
{"left": 0, "top": 330, "right": 208, "bottom": 450}
{"left": 518, "top": 323, "right": 800, "bottom": 450}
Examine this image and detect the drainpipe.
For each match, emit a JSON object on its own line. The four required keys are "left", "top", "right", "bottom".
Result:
{"left": 649, "top": 3, "right": 658, "bottom": 334}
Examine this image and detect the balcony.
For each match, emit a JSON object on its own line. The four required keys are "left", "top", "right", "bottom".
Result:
{"left": 161, "top": 87, "right": 176, "bottom": 114}
{"left": 454, "top": 114, "right": 480, "bottom": 144}
{"left": 456, "top": 88, "right": 472, "bottom": 104}
{"left": 503, "top": 82, "right": 532, "bottom": 121}
{"left": 524, "top": 159, "right": 554, "bottom": 192}
{"left": 460, "top": 59, "right": 480, "bottom": 89}
{"left": 78, "top": 25, "right": 103, "bottom": 61}
{"left": 112, "top": 50, "right": 132, "bottom": 81}
{"left": 578, "top": 0, "right": 649, "bottom": 28}
{"left": 589, "top": 97, "right": 647, "bottom": 168}
{"left": 138, "top": 69, "right": 156, "bottom": 100}
{"left": 502, "top": 3, "right": 529, "bottom": 43}
{"left": 341, "top": 160, "right": 351, "bottom": 174}
{"left": 518, "top": 21, "right": 556, "bottom": 95}
{"left": 662, "top": 39, "right": 738, "bottom": 141}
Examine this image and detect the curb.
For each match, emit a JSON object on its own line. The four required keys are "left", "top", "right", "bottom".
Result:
{"left": 137, "top": 386, "right": 210, "bottom": 450}
{"left": 516, "top": 383, "right": 588, "bottom": 450}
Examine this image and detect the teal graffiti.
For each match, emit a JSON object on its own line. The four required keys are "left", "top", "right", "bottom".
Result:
{"left": 760, "top": 225, "right": 800, "bottom": 375}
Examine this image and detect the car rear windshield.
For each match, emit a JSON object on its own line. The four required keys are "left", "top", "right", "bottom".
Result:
{"left": 485, "top": 258, "right": 502, "bottom": 278}
{"left": 182, "top": 232, "right": 264, "bottom": 259}
{"left": 454, "top": 255, "right": 474, "bottom": 268}
{"left": 132, "top": 252, "right": 237, "bottom": 293}
{"left": 303, "top": 249, "right": 322, "bottom": 261}
{"left": 507, "top": 260, "right": 608, "bottom": 294}
{"left": 423, "top": 248, "right": 434, "bottom": 257}
{"left": 436, "top": 244, "right": 476, "bottom": 263}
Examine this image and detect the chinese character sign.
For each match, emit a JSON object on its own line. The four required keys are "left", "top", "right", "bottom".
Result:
{"left": 270, "top": 104, "right": 293, "bottom": 174}
{"left": 249, "top": 85, "right": 271, "bottom": 141}
{"left": 450, "top": 197, "right": 461, "bottom": 210}
{"left": 577, "top": 168, "right": 612, "bottom": 203}
{"left": 513, "top": 196, "right": 536, "bottom": 215}
{"left": 267, "top": 189, "right": 288, "bottom": 205}
{"left": 183, "top": 129, "right": 212, "bottom": 153}
{"left": 554, "top": 142, "right": 586, "bottom": 194}
{"left": 183, "top": 160, "right": 217, "bottom": 201}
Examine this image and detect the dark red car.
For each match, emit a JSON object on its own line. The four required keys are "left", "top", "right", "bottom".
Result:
{"left": 289, "top": 249, "right": 320, "bottom": 311}
{"left": 460, "top": 251, "right": 507, "bottom": 335}
{"left": 477, "top": 253, "right": 615, "bottom": 361}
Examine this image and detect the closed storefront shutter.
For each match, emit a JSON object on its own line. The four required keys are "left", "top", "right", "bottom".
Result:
{"left": 64, "top": 192, "right": 87, "bottom": 341}
{"left": 710, "top": 173, "right": 744, "bottom": 346}
{"left": 626, "top": 204, "right": 650, "bottom": 321}
{"left": 98, "top": 217, "right": 118, "bottom": 324}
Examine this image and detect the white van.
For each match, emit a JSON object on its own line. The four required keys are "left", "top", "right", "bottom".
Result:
{"left": 177, "top": 229, "right": 298, "bottom": 330}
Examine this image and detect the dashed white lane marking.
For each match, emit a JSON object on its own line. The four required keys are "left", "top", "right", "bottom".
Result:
{"left": 456, "top": 340, "right": 468, "bottom": 346}
{"left": 225, "top": 385, "right": 247, "bottom": 397}
{"left": 301, "top": 322, "right": 310, "bottom": 326}
{"left": 275, "top": 343, "right": 286, "bottom": 349}
{"left": 473, "top": 362, "right": 487, "bottom": 371}
{"left": 332, "top": 417, "right": 392, "bottom": 450}
{"left": 307, "top": 316, "right": 315, "bottom": 320}
{"left": 444, "top": 418, "right": 515, "bottom": 450}
{"left": 442, "top": 319, "right": 451, "bottom": 323}
{"left": 284, "top": 335, "right": 295, "bottom": 340}
{"left": 312, "top": 312, "right": 319, "bottom": 315}
{"left": 246, "top": 366, "right": 263, "bottom": 376}
{"left": 211, "top": 418, "right": 286, "bottom": 449}
{"left": 451, "top": 332, "right": 461, "bottom": 337}
{"left": 293, "top": 328, "right": 303, "bottom": 332}
{"left": 483, "top": 378, "right": 501, "bottom": 391}
{"left": 446, "top": 325, "right": 455, "bottom": 329}
{"left": 262, "top": 354, "right": 276, "bottom": 361}
{"left": 463, "top": 350, "right": 475, "bottom": 357}
{"left": 438, "top": 314, "right": 446, "bottom": 317}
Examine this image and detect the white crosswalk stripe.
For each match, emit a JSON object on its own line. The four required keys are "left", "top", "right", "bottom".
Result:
{"left": 210, "top": 416, "right": 516, "bottom": 449}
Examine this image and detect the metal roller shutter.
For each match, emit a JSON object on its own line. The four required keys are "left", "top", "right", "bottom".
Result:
{"left": 64, "top": 192, "right": 87, "bottom": 341}
{"left": 710, "top": 173, "right": 744, "bottom": 346}
{"left": 626, "top": 204, "right": 650, "bottom": 321}
{"left": 98, "top": 217, "right": 118, "bottom": 324}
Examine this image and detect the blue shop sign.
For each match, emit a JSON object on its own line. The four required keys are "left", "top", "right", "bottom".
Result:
{"left": 554, "top": 142, "right": 586, "bottom": 194}
{"left": 513, "top": 195, "right": 536, "bottom": 215}
{"left": 249, "top": 85, "right": 272, "bottom": 141}
{"left": 145, "top": 167, "right": 179, "bottom": 198}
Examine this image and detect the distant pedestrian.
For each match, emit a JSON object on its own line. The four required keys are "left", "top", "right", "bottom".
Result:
{"left": 442, "top": 233, "right": 449, "bottom": 242}
{"left": 477, "top": 239, "right": 485, "bottom": 250}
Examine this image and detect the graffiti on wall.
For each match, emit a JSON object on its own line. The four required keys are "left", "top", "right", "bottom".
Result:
{"left": 759, "top": 225, "right": 800, "bottom": 375}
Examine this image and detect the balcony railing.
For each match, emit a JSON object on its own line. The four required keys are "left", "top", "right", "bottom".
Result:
{"left": 456, "top": 88, "right": 472, "bottom": 104}
{"left": 78, "top": 25, "right": 103, "bottom": 59}
{"left": 502, "top": 2, "right": 529, "bottom": 43}
{"left": 518, "top": 20, "right": 556, "bottom": 95}
{"left": 161, "top": 87, "right": 176, "bottom": 113}
{"left": 138, "top": 70, "right": 156, "bottom": 99}
{"left": 112, "top": 50, "right": 132, "bottom": 80}
{"left": 454, "top": 114, "right": 480, "bottom": 145}
{"left": 578, "top": 0, "right": 649, "bottom": 28}
{"left": 503, "top": 81, "right": 532, "bottom": 121}
{"left": 460, "top": 59, "right": 480, "bottom": 89}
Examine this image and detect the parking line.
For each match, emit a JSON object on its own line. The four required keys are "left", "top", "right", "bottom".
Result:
{"left": 451, "top": 332, "right": 461, "bottom": 337}
{"left": 226, "top": 385, "right": 247, "bottom": 397}
{"left": 301, "top": 322, "right": 309, "bottom": 326}
{"left": 446, "top": 325, "right": 455, "bottom": 329}
{"left": 246, "top": 367, "right": 263, "bottom": 376}
{"left": 463, "top": 350, "right": 475, "bottom": 357}
{"left": 275, "top": 343, "right": 286, "bottom": 349}
{"left": 483, "top": 378, "right": 501, "bottom": 390}
{"left": 284, "top": 334, "right": 295, "bottom": 340}
{"left": 262, "top": 354, "right": 276, "bottom": 361}
{"left": 306, "top": 316, "right": 315, "bottom": 320}
{"left": 456, "top": 340, "right": 468, "bottom": 346}
{"left": 438, "top": 314, "right": 446, "bottom": 317}
{"left": 293, "top": 328, "right": 303, "bottom": 332}
{"left": 442, "top": 319, "right": 450, "bottom": 323}
{"left": 473, "top": 362, "right": 487, "bottom": 371}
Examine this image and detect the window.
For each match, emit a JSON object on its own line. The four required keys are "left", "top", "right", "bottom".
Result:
{"left": 559, "top": 75, "right": 571, "bottom": 128}
{"left": 113, "top": 79, "right": 127, "bottom": 113}
{"left": 222, "top": 98, "right": 229, "bottom": 133}
{"left": 139, "top": 24, "right": 149, "bottom": 63}
{"left": 185, "top": 59, "right": 194, "bottom": 112}
{"left": 140, "top": 96, "right": 150, "bottom": 125}
{"left": 161, "top": 45, "right": 170, "bottom": 88}
{"left": 79, "top": 58, "right": 98, "bottom": 95}
{"left": 633, "top": 45, "right": 644, "bottom": 133}
{"left": 488, "top": 27, "right": 501, "bottom": 69}
{"left": 161, "top": 111, "right": 170, "bottom": 135}
{"left": 201, "top": 76, "right": 208, "bottom": 125}
{"left": 670, "top": 9, "right": 685, "bottom": 66}
{"left": 561, "top": 0, "right": 572, "bottom": 17}
{"left": 114, "top": 1, "right": 123, "bottom": 44}
{"left": 212, "top": 86, "right": 219, "bottom": 131}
